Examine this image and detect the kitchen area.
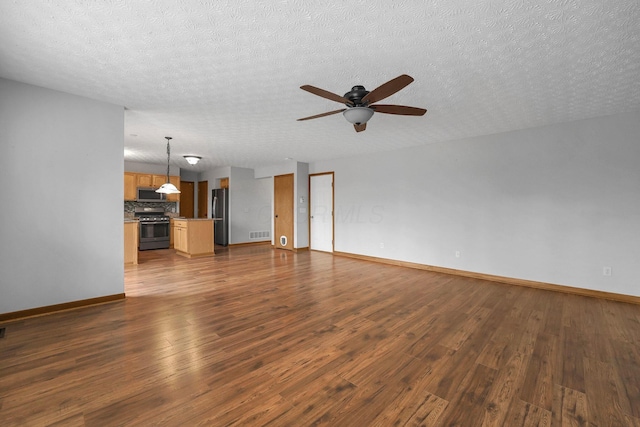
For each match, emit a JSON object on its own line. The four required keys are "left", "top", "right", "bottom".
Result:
{"left": 123, "top": 171, "right": 227, "bottom": 264}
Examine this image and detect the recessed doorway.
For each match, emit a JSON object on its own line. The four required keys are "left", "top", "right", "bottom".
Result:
{"left": 180, "top": 181, "right": 195, "bottom": 218}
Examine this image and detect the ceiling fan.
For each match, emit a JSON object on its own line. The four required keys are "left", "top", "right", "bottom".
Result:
{"left": 297, "top": 74, "right": 427, "bottom": 132}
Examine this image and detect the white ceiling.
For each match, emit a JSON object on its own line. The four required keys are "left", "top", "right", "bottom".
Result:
{"left": 1, "top": 1, "right": 639, "bottom": 172}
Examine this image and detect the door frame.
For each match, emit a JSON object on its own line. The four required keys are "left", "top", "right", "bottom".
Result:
{"left": 309, "top": 172, "right": 335, "bottom": 253}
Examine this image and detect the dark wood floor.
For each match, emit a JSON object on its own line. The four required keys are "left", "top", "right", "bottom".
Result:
{"left": 1, "top": 245, "right": 639, "bottom": 426}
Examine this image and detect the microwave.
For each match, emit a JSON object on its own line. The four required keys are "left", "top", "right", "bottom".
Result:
{"left": 136, "top": 187, "right": 166, "bottom": 202}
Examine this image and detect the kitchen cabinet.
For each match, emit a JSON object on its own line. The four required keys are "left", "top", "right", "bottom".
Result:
{"left": 220, "top": 177, "right": 229, "bottom": 189}
{"left": 136, "top": 174, "right": 153, "bottom": 187}
{"left": 137, "top": 173, "right": 173, "bottom": 189}
{"left": 169, "top": 219, "right": 175, "bottom": 248}
{"left": 124, "top": 221, "right": 139, "bottom": 265}
{"left": 152, "top": 174, "right": 166, "bottom": 188}
{"left": 124, "top": 172, "right": 137, "bottom": 201}
{"left": 173, "top": 219, "right": 214, "bottom": 258}
{"left": 167, "top": 175, "right": 180, "bottom": 202}
{"left": 175, "top": 224, "right": 187, "bottom": 253}
{"left": 123, "top": 172, "right": 180, "bottom": 201}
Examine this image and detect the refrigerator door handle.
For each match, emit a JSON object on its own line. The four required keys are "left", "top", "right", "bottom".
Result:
{"left": 212, "top": 196, "right": 218, "bottom": 218}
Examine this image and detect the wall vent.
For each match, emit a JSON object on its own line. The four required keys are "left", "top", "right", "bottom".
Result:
{"left": 250, "top": 231, "right": 270, "bottom": 240}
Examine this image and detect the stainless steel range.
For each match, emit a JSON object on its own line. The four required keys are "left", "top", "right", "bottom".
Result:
{"left": 134, "top": 207, "right": 170, "bottom": 250}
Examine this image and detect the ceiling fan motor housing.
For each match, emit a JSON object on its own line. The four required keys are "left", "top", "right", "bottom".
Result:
{"left": 344, "top": 85, "right": 370, "bottom": 106}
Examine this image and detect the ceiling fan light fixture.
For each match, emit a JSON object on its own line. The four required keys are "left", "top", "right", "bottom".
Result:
{"left": 183, "top": 155, "right": 202, "bottom": 165}
{"left": 156, "top": 136, "right": 181, "bottom": 194}
{"left": 343, "top": 107, "right": 374, "bottom": 125}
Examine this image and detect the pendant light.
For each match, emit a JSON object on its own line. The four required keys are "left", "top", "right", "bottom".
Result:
{"left": 156, "top": 136, "right": 181, "bottom": 194}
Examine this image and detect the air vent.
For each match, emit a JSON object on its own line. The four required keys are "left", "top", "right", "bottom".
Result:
{"left": 250, "top": 231, "right": 270, "bottom": 240}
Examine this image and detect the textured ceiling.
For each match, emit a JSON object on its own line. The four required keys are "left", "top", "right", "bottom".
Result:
{"left": 1, "top": 0, "right": 639, "bottom": 171}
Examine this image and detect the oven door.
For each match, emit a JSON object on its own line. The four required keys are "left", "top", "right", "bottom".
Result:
{"left": 139, "top": 221, "right": 170, "bottom": 250}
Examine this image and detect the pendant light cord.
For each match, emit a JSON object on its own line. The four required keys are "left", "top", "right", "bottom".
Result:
{"left": 165, "top": 136, "right": 172, "bottom": 182}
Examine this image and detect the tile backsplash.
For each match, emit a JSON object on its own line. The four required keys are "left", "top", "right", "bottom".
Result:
{"left": 124, "top": 201, "right": 178, "bottom": 218}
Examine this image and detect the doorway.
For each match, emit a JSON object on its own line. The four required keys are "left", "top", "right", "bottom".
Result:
{"left": 309, "top": 172, "right": 334, "bottom": 252}
{"left": 197, "top": 181, "right": 208, "bottom": 218}
{"left": 180, "top": 181, "right": 195, "bottom": 218}
{"left": 274, "top": 174, "right": 294, "bottom": 250}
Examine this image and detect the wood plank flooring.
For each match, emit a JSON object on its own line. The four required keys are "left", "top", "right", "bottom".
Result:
{"left": 1, "top": 245, "right": 639, "bottom": 426}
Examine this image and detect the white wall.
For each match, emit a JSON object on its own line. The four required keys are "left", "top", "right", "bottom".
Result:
{"left": 125, "top": 160, "right": 179, "bottom": 176}
{"left": 199, "top": 166, "right": 231, "bottom": 218}
{"left": 254, "top": 160, "right": 297, "bottom": 179}
{"left": 180, "top": 170, "right": 198, "bottom": 182}
{"left": 255, "top": 160, "right": 309, "bottom": 249}
{"left": 0, "top": 78, "right": 124, "bottom": 314}
{"left": 199, "top": 166, "right": 271, "bottom": 244}
{"left": 228, "top": 168, "right": 271, "bottom": 244}
{"left": 311, "top": 111, "right": 640, "bottom": 297}
{"left": 295, "top": 162, "right": 309, "bottom": 248}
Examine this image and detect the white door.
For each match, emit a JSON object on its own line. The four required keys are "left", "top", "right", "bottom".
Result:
{"left": 310, "top": 173, "right": 334, "bottom": 252}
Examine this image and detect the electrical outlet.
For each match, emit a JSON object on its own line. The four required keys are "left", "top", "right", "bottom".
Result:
{"left": 455, "top": 251, "right": 461, "bottom": 258}
{"left": 380, "top": 242, "right": 384, "bottom": 249}
{"left": 603, "top": 267, "right": 612, "bottom": 276}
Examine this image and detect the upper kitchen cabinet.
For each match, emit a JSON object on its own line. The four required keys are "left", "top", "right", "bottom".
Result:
{"left": 167, "top": 176, "right": 180, "bottom": 202}
{"left": 124, "top": 172, "right": 137, "bottom": 201}
{"left": 124, "top": 172, "right": 181, "bottom": 201}
{"left": 136, "top": 174, "right": 153, "bottom": 187}
{"left": 220, "top": 177, "right": 229, "bottom": 189}
{"left": 152, "top": 174, "right": 166, "bottom": 188}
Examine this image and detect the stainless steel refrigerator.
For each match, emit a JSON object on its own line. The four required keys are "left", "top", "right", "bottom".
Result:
{"left": 212, "top": 188, "right": 229, "bottom": 246}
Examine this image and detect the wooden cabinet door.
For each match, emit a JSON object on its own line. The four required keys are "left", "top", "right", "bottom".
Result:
{"left": 177, "top": 226, "right": 187, "bottom": 252}
{"left": 152, "top": 174, "right": 166, "bottom": 188}
{"left": 175, "top": 227, "right": 181, "bottom": 251}
{"left": 136, "top": 174, "right": 153, "bottom": 187}
{"left": 167, "top": 176, "right": 181, "bottom": 201}
{"left": 173, "top": 226, "right": 181, "bottom": 251}
{"left": 173, "top": 221, "right": 187, "bottom": 252}
{"left": 124, "top": 173, "right": 137, "bottom": 201}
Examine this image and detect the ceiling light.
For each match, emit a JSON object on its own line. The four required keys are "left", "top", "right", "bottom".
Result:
{"left": 183, "top": 155, "right": 202, "bottom": 165}
{"left": 156, "top": 137, "right": 181, "bottom": 194}
{"left": 343, "top": 107, "right": 374, "bottom": 125}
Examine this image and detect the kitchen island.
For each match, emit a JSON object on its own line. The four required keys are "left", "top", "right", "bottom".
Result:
{"left": 172, "top": 218, "right": 215, "bottom": 258}
{"left": 124, "top": 219, "right": 139, "bottom": 265}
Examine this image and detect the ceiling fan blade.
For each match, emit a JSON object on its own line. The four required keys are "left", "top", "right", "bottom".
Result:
{"left": 300, "top": 85, "right": 354, "bottom": 105}
{"left": 371, "top": 104, "right": 427, "bottom": 116}
{"left": 361, "top": 74, "right": 414, "bottom": 105}
{"left": 354, "top": 123, "right": 366, "bottom": 132}
{"left": 297, "top": 108, "right": 346, "bottom": 121}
